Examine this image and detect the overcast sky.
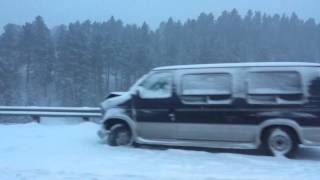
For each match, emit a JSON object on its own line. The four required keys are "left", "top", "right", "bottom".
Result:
{"left": 0, "top": 0, "right": 319, "bottom": 29}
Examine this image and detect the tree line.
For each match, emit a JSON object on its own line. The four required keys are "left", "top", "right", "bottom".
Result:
{"left": 0, "top": 9, "right": 320, "bottom": 107}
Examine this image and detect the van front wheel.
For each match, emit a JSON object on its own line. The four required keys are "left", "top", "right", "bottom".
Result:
{"left": 265, "top": 127, "right": 298, "bottom": 158}
{"left": 107, "top": 124, "right": 132, "bottom": 146}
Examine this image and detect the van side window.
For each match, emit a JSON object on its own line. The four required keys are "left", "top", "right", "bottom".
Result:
{"left": 138, "top": 72, "right": 172, "bottom": 99}
{"left": 181, "top": 73, "right": 232, "bottom": 104}
{"left": 247, "top": 71, "right": 304, "bottom": 104}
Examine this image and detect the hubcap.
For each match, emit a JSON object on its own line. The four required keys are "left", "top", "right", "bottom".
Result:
{"left": 268, "top": 129, "right": 292, "bottom": 156}
{"left": 115, "top": 130, "right": 131, "bottom": 146}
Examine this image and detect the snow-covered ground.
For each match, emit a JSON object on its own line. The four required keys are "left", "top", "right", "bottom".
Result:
{"left": 1, "top": 121, "right": 320, "bottom": 180}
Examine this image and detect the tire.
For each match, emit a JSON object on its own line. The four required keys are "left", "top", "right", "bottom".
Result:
{"left": 264, "top": 127, "right": 298, "bottom": 158}
{"left": 107, "top": 124, "right": 132, "bottom": 146}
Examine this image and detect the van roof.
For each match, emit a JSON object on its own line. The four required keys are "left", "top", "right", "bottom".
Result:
{"left": 153, "top": 62, "right": 320, "bottom": 70}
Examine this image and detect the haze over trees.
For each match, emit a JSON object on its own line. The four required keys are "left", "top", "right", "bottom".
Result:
{"left": 0, "top": 9, "right": 320, "bottom": 106}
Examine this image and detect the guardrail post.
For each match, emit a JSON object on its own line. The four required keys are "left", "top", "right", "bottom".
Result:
{"left": 82, "top": 117, "right": 90, "bottom": 122}
{"left": 31, "top": 115, "right": 41, "bottom": 123}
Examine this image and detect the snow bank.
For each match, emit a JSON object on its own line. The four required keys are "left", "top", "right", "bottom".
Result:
{"left": 0, "top": 122, "right": 320, "bottom": 180}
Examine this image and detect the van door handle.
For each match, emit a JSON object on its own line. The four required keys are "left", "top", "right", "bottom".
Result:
{"left": 169, "top": 113, "right": 175, "bottom": 122}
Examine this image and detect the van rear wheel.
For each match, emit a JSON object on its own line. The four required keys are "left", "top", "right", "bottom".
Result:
{"left": 107, "top": 124, "right": 132, "bottom": 146}
{"left": 265, "top": 127, "right": 298, "bottom": 158}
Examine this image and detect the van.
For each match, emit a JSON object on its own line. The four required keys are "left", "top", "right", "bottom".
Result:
{"left": 98, "top": 62, "right": 320, "bottom": 157}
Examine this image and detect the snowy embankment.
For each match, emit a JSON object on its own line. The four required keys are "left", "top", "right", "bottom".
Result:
{"left": 1, "top": 121, "right": 320, "bottom": 180}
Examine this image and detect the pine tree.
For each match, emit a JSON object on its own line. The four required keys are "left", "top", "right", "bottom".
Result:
{"left": 20, "top": 16, "right": 55, "bottom": 105}
{"left": 0, "top": 24, "right": 22, "bottom": 105}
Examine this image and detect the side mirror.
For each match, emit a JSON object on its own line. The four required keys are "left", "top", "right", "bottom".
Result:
{"left": 131, "top": 88, "right": 141, "bottom": 98}
{"left": 136, "top": 89, "right": 140, "bottom": 97}
{"left": 135, "top": 87, "right": 147, "bottom": 99}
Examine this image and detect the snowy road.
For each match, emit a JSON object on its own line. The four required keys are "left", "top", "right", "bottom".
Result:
{"left": 1, "top": 122, "right": 320, "bottom": 180}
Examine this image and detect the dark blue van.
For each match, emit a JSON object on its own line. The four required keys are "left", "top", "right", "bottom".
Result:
{"left": 98, "top": 62, "right": 320, "bottom": 157}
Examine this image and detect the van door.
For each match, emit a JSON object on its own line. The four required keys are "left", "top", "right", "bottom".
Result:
{"left": 133, "top": 71, "right": 176, "bottom": 140}
{"left": 174, "top": 68, "right": 256, "bottom": 142}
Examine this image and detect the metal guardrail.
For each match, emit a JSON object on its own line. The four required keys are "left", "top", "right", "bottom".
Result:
{"left": 0, "top": 106, "right": 102, "bottom": 123}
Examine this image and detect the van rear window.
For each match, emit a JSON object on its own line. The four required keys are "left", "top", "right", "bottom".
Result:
{"left": 247, "top": 71, "right": 303, "bottom": 104}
